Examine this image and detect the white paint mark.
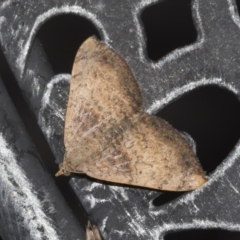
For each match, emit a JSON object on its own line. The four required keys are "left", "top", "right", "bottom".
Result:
{"left": 190, "top": 201, "right": 200, "bottom": 213}
{"left": 32, "top": 76, "right": 41, "bottom": 97}
{"left": 0, "top": 16, "right": 6, "bottom": 27}
{"left": 80, "top": 181, "right": 129, "bottom": 203}
{"left": 124, "top": 208, "right": 145, "bottom": 237}
{"left": 146, "top": 77, "right": 238, "bottom": 114}
{"left": 76, "top": 181, "right": 113, "bottom": 209}
{"left": 0, "top": 16, "right": 6, "bottom": 42}
{"left": 111, "top": 229, "right": 125, "bottom": 237}
{"left": 125, "top": 206, "right": 160, "bottom": 239}
{"left": 18, "top": 39, "right": 24, "bottom": 50}
{"left": 75, "top": 181, "right": 104, "bottom": 192}
{"left": 85, "top": 194, "right": 109, "bottom": 209}
{"left": 38, "top": 186, "right": 57, "bottom": 214}
{"left": 148, "top": 202, "right": 167, "bottom": 216}
{"left": 16, "top": 5, "right": 110, "bottom": 76}
{"left": 133, "top": 206, "right": 146, "bottom": 222}
{"left": 100, "top": 216, "right": 108, "bottom": 232}
{"left": 78, "top": 181, "right": 134, "bottom": 227}
{"left": 0, "top": 134, "right": 59, "bottom": 240}
{"left": 109, "top": 185, "right": 129, "bottom": 201}
{"left": 80, "top": 184, "right": 162, "bottom": 239}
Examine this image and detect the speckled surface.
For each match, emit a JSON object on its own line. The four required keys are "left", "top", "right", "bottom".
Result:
{"left": 0, "top": 78, "right": 85, "bottom": 240}
{"left": 1, "top": 0, "right": 240, "bottom": 239}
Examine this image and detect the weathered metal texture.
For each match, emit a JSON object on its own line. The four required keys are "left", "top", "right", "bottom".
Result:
{"left": 0, "top": 76, "right": 85, "bottom": 240}
{"left": 1, "top": 0, "right": 240, "bottom": 239}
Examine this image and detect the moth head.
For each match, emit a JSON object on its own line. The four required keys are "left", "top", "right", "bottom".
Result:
{"left": 55, "top": 162, "right": 71, "bottom": 177}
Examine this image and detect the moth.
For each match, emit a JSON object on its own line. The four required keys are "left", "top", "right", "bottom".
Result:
{"left": 86, "top": 221, "right": 102, "bottom": 240}
{"left": 56, "top": 37, "right": 207, "bottom": 191}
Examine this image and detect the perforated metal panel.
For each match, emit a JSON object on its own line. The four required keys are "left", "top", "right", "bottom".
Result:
{"left": 1, "top": 0, "right": 240, "bottom": 239}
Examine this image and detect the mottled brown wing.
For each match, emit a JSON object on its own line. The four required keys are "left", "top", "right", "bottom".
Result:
{"left": 76, "top": 113, "right": 206, "bottom": 191}
{"left": 64, "top": 37, "right": 142, "bottom": 167}
{"left": 57, "top": 37, "right": 207, "bottom": 191}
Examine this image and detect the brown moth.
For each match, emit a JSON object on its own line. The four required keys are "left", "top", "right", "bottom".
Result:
{"left": 86, "top": 221, "right": 102, "bottom": 240}
{"left": 56, "top": 36, "right": 207, "bottom": 191}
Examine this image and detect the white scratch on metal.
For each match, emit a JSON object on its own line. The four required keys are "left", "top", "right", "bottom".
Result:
{"left": 0, "top": 0, "right": 12, "bottom": 10}
{"left": 224, "top": 177, "right": 240, "bottom": 194}
{"left": 0, "top": 16, "right": 6, "bottom": 42}
{"left": 100, "top": 216, "right": 108, "bottom": 231}
{"left": 85, "top": 194, "right": 109, "bottom": 209}
{"left": 38, "top": 74, "right": 70, "bottom": 140}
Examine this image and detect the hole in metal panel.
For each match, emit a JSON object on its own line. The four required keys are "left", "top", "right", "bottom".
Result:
{"left": 37, "top": 14, "right": 101, "bottom": 73}
{"left": 157, "top": 86, "right": 240, "bottom": 175}
{"left": 235, "top": 0, "right": 240, "bottom": 16}
{"left": 164, "top": 229, "right": 240, "bottom": 240}
{"left": 141, "top": 0, "right": 197, "bottom": 61}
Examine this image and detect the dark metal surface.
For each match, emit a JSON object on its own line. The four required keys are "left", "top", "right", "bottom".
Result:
{"left": 0, "top": 76, "right": 85, "bottom": 240}
{"left": 1, "top": 0, "right": 240, "bottom": 239}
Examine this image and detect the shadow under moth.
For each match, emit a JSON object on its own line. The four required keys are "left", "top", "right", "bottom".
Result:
{"left": 56, "top": 36, "right": 207, "bottom": 191}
